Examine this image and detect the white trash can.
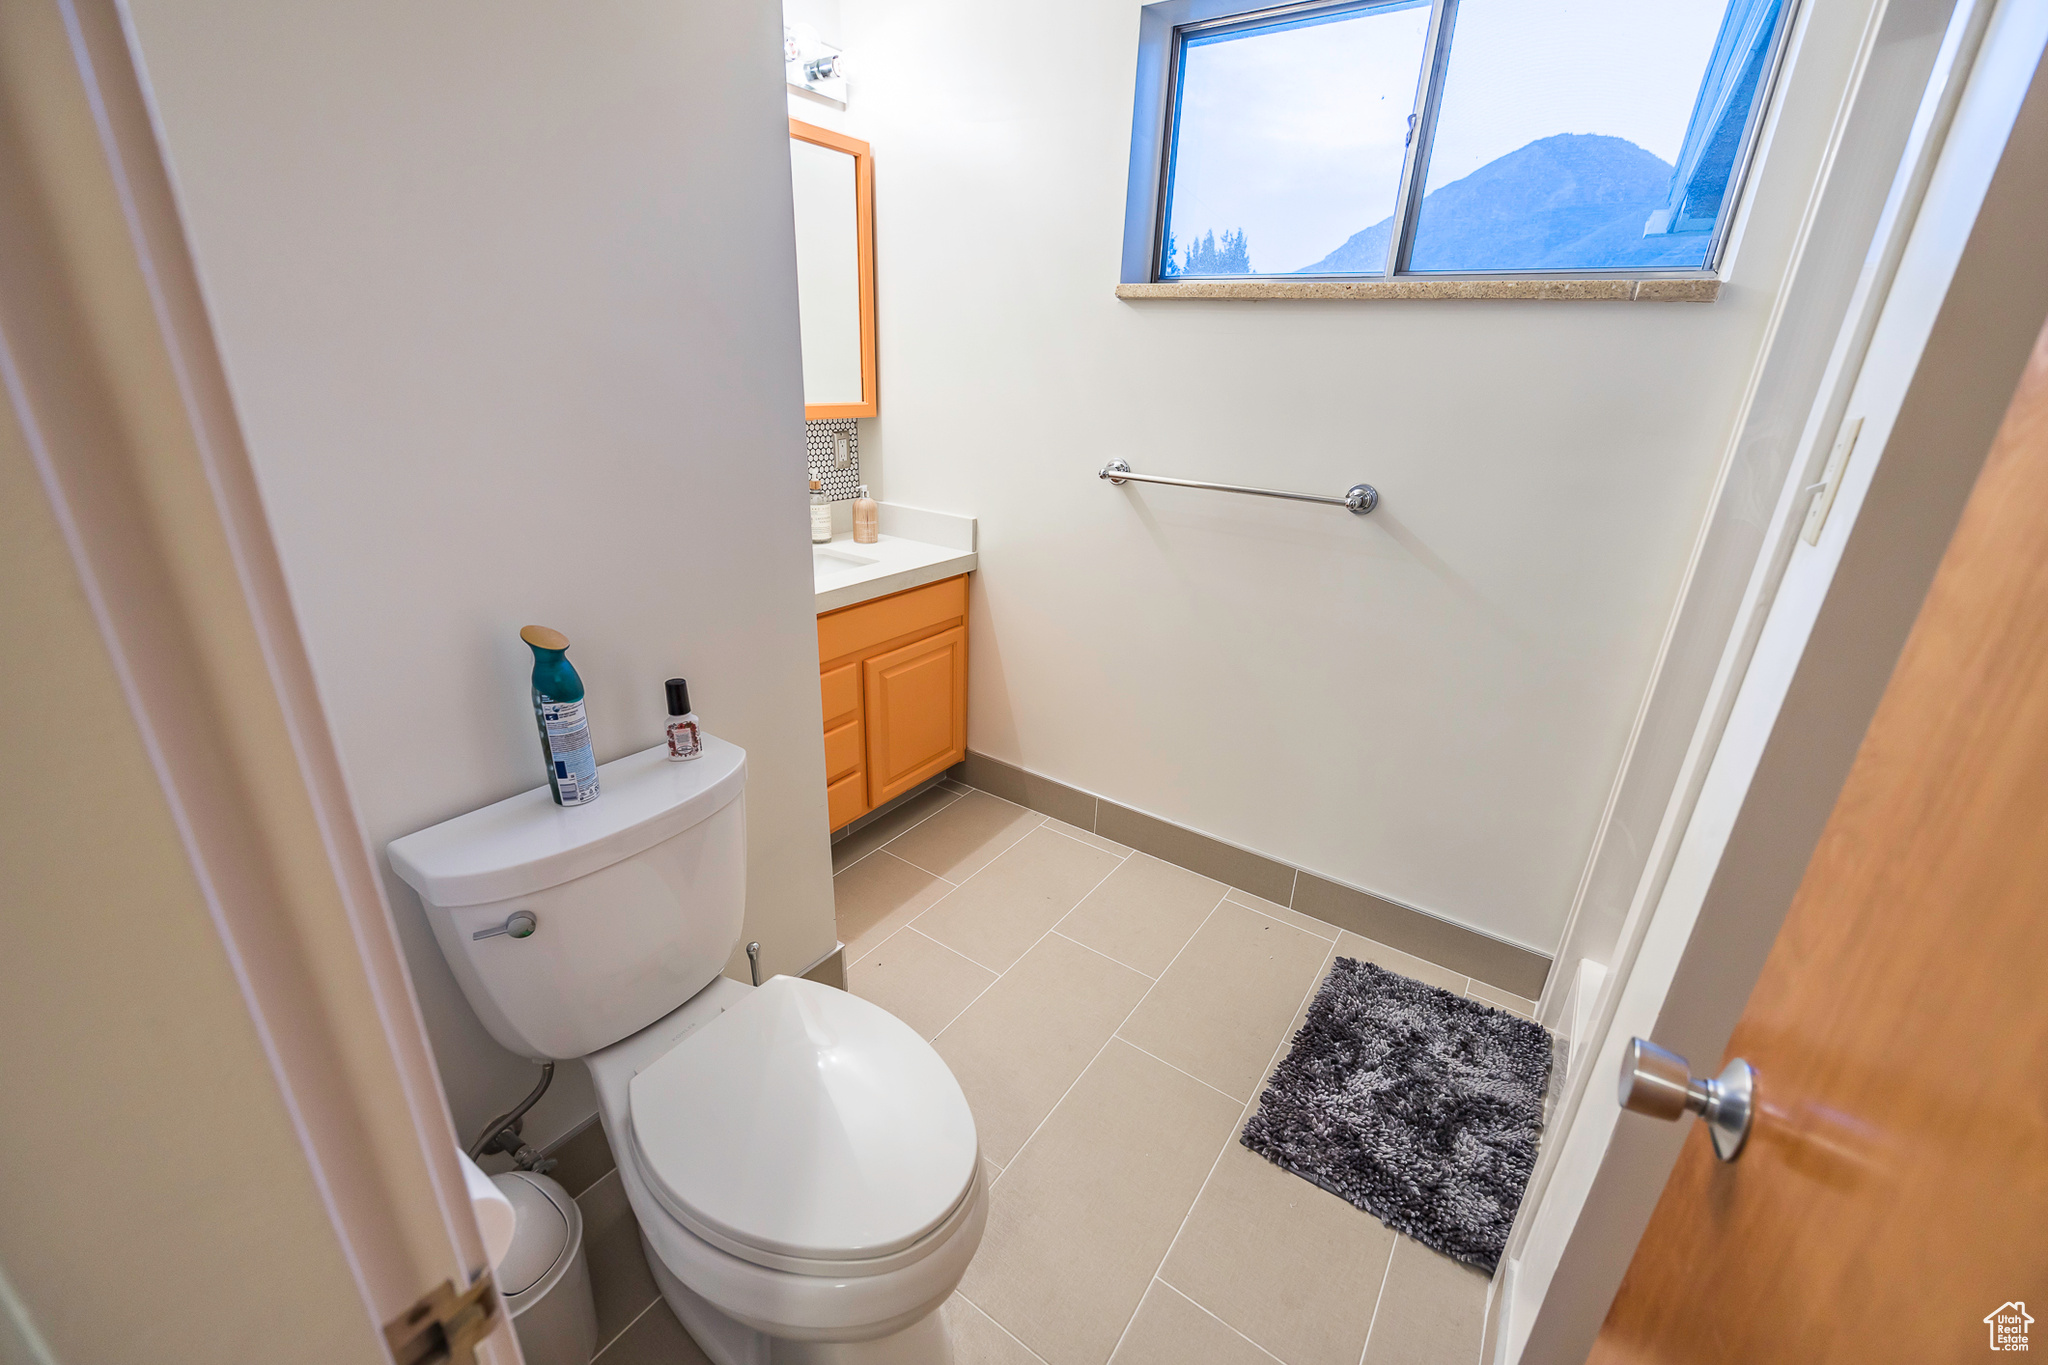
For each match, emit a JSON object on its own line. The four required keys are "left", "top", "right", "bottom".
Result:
{"left": 491, "top": 1171, "right": 597, "bottom": 1365}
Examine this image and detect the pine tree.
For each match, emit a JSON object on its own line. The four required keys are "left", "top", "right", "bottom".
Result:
{"left": 1219, "top": 228, "right": 1251, "bottom": 273}
{"left": 1177, "top": 228, "right": 1252, "bottom": 275}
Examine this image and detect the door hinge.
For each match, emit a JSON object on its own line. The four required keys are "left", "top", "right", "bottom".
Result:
{"left": 384, "top": 1273, "right": 502, "bottom": 1365}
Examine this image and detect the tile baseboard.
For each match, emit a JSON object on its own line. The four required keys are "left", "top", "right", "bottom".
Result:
{"left": 955, "top": 752, "right": 1096, "bottom": 830}
{"left": 802, "top": 944, "right": 848, "bottom": 990}
{"left": 544, "top": 1116, "right": 616, "bottom": 1199}
{"left": 949, "top": 751, "right": 1550, "bottom": 999}
{"left": 1094, "top": 800, "right": 1295, "bottom": 906}
{"left": 1292, "top": 874, "right": 1547, "bottom": 999}
{"left": 832, "top": 772, "right": 952, "bottom": 841}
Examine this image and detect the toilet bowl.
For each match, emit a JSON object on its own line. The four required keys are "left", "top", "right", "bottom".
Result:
{"left": 588, "top": 974, "right": 984, "bottom": 1364}
{"left": 388, "top": 739, "right": 984, "bottom": 1365}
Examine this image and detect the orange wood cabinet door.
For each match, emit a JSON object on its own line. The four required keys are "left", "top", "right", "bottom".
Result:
{"left": 825, "top": 770, "right": 867, "bottom": 830}
{"left": 822, "top": 719, "right": 862, "bottom": 786}
{"left": 817, "top": 574, "right": 969, "bottom": 830}
{"left": 1591, "top": 322, "right": 2048, "bottom": 1363}
{"left": 819, "top": 661, "right": 866, "bottom": 829}
{"left": 817, "top": 576, "right": 967, "bottom": 667}
{"left": 820, "top": 661, "right": 860, "bottom": 730}
{"left": 862, "top": 625, "right": 967, "bottom": 807}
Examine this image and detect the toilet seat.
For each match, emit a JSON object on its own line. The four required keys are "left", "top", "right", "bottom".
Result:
{"left": 627, "top": 976, "right": 980, "bottom": 1278}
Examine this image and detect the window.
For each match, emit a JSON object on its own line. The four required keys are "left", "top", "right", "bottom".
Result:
{"left": 1123, "top": 0, "right": 1794, "bottom": 281}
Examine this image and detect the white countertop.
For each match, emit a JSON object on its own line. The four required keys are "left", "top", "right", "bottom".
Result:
{"left": 813, "top": 502, "right": 977, "bottom": 613}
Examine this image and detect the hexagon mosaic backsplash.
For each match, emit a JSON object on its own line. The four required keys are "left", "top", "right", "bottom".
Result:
{"left": 805, "top": 420, "right": 861, "bottom": 501}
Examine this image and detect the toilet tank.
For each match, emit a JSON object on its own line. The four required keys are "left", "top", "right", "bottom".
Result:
{"left": 389, "top": 738, "right": 747, "bottom": 1060}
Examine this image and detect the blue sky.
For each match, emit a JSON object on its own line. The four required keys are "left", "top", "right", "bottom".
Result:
{"left": 1165, "top": 0, "right": 1734, "bottom": 272}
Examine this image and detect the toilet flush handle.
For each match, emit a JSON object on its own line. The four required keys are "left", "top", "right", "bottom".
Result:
{"left": 473, "top": 911, "right": 538, "bottom": 941}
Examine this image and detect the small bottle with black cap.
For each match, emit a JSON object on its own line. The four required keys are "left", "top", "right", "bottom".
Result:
{"left": 664, "top": 678, "right": 702, "bottom": 761}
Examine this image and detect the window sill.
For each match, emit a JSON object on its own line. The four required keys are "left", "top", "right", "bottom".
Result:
{"left": 1115, "top": 277, "right": 1720, "bottom": 302}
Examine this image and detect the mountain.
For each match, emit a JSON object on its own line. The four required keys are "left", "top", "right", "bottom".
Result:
{"left": 1298, "top": 133, "right": 1711, "bottom": 275}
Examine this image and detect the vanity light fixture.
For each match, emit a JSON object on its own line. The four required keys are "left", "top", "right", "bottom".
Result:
{"left": 784, "top": 25, "right": 850, "bottom": 106}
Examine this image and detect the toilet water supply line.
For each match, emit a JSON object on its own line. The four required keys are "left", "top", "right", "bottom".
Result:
{"left": 468, "top": 1061, "right": 557, "bottom": 1173}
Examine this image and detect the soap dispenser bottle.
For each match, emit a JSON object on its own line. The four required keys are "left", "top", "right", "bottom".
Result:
{"left": 664, "top": 678, "right": 702, "bottom": 761}
{"left": 852, "top": 484, "right": 878, "bottom": 543}
{"left": 810, "top": 479, "right": 832, "bottom": 544}
{"left": 520, "top": 626, "right": 599, "bottom": 806}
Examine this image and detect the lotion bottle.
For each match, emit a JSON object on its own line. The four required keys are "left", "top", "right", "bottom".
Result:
{"left": 520, "top": 625, "right": 599, "bottom": 806}
{"left": 852, "top": 484, "right": 878, "bottom": 543}
{"left": 664, "top": 678, "right": 702, "bottom": 760}
{"left": 810, "top": 479, "right": 832, "bottom": 543}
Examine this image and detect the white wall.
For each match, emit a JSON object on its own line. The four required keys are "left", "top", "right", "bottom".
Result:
{"left": 123, "top": 0, "right": 836, "bottom": 1148}
{"left": 786, "top": 0, "right": 847, "bottom": 48}
{"left": 827, "top": 0, "right": 1882, "bottom": 957}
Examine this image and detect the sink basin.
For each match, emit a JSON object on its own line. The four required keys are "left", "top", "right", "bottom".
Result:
{"left": 813, "top": 544, "right": 879, "bottom": 571}
{"left": 809, "top": 522, "right": 977, "bottom": 613}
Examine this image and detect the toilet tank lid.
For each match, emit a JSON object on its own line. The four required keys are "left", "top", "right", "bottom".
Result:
{"left": 388, "top": 738, "right": 745, "bottom": 908}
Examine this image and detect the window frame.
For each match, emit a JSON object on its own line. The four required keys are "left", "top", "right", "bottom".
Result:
{"left": 1121, "top": 0, "right": 1799, "bottom": 285}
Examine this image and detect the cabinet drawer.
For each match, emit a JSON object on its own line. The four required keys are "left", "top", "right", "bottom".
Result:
{"left": 823, "top": 718, "right": 863, "bottom": 785}
{"left": 818, "top": 575, "right": 968, "bottom": 668}
{"left": 821, "top": 661, "right": 860, "bottom": 730}
{"left": 827, "top": 770, "right": 868, "bottom": 830}
{"left": 863, "top": 625, "right": 967, "bottom": 808}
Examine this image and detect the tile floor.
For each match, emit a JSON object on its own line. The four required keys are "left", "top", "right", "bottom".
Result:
{"left": 563, "top": 778, "right": 1539, "bottom": 1364}
{"left": 565, "top": 1157, "right": 711, "bottom": 1365}
{"left": 836, "top": 779, "right": 1539, "bottom": 1365}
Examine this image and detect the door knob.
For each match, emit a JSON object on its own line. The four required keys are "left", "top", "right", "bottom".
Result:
{"left": 1618, "top": 1038, "right": 1757, "bottom": 1161}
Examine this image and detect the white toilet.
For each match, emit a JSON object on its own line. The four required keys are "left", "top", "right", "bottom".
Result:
{"left": 390, "top": 738, "right": 984, "bottom": 1365}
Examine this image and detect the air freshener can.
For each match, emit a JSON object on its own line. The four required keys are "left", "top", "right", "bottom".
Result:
{"left": 520, "top": 625, "right": 600, "bottom": 806}
{"left": 537, "top": 697, "right": 599, "bottom": 804}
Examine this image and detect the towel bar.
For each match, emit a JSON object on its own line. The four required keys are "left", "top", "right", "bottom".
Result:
{"left": 1099, "top": 460, "right": 1378, "bottom": 515}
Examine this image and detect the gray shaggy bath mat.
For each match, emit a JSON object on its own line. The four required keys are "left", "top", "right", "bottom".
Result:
{"left": 1241, "top": 957, "right": 1550, "bottom": 1272}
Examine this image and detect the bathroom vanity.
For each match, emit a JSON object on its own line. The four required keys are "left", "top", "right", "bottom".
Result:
{"left": 813, "top": 510, "right": 976, "bottom": 830}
